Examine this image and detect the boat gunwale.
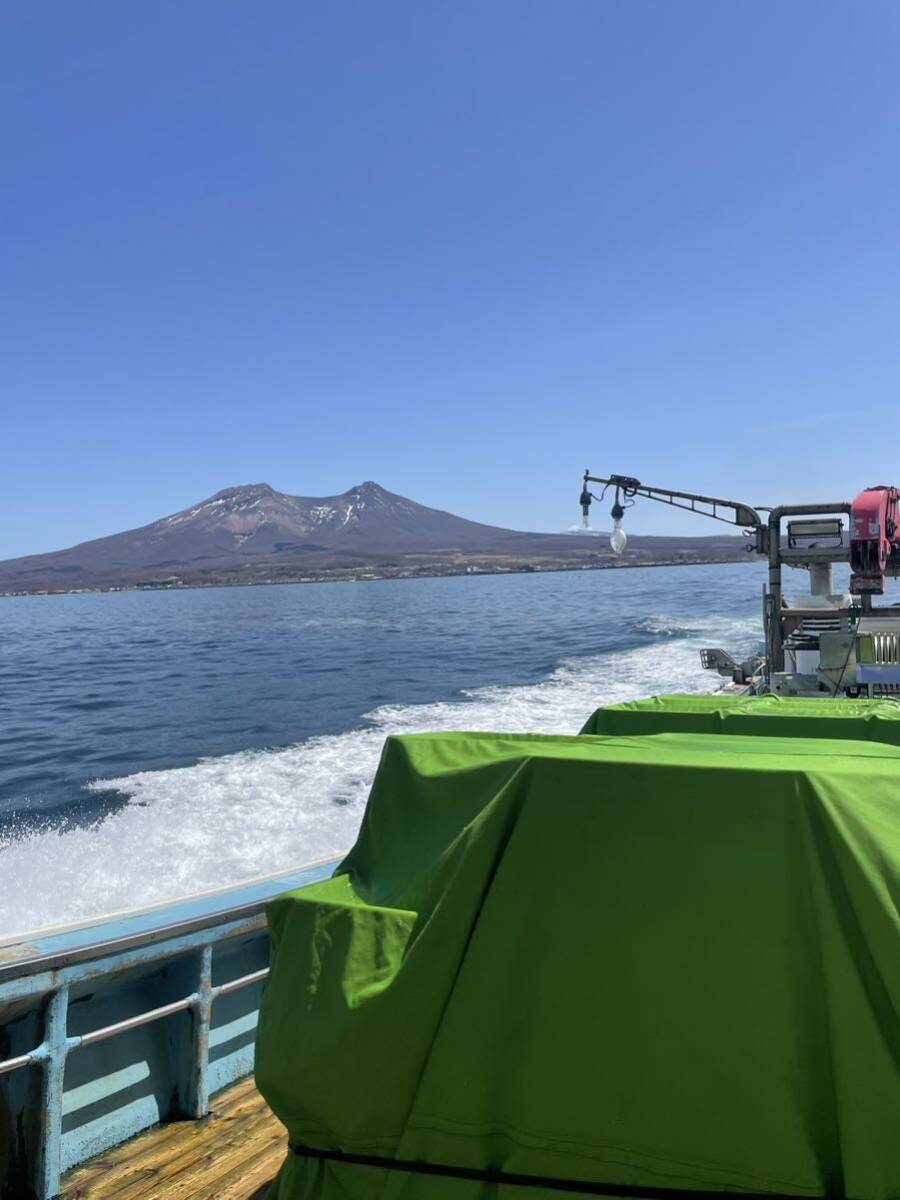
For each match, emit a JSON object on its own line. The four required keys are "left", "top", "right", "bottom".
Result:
{"left": 0, "top": 853, "right": 343, "bottom": 983}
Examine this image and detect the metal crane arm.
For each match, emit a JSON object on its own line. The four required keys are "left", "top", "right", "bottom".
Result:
{"left": 581, "top": 472, "right": 763, "bottom": 530}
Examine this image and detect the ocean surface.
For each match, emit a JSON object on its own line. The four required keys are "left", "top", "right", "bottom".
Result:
{"left": 0, "top": 563, "right": 770, "bottom": 935}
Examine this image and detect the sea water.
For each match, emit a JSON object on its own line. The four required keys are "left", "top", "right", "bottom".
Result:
{"left": 0, "top": 563, "right": 769, "bottom": 934}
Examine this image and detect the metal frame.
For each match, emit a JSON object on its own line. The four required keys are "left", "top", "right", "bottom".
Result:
{"left": 579, "top": 475, "right": 856, "bottom": 683}
{"left": 0, "top": 855, "right": 342, "bottom": 1199}
{"left": 764, "top": 502, "right": 853, "bottom": 673}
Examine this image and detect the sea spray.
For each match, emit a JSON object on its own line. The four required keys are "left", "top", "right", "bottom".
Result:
{"left": 0, "top": 610, "right": 758, "bottom": 934}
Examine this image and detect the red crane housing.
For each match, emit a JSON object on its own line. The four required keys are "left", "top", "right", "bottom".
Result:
{"left": 849, "top": 486, "right": 900, "bottom": 594}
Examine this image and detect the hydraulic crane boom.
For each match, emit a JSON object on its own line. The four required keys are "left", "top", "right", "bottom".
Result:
{"left": 581, "top": 473, "right": 900, "bottom": 591}
{"left": 579, "top": 472, "right": 763, "bottom": 537}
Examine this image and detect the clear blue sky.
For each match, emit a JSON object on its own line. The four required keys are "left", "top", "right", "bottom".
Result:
{"left": 3, "top": 1, "right": 900, "bottom": 558}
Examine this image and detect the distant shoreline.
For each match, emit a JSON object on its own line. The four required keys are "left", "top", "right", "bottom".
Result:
{"left": 0, "top": 556, "right": 754, "bottom": 600}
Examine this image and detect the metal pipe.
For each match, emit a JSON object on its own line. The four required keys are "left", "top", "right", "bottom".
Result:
{"left": 212, "top": 967, "right": 269, "bottom": 999}
{"left": 768, "top": 511, "right": 784, "bottom": 673}
{"left": 0, "top": 1050, "right": 35, "bottom": 1076}
{"left": 0, "top": 959, "right": 270, "bottom": 1081}
{"left": 74, "top": 993, "right": 199, "bottom": 1049}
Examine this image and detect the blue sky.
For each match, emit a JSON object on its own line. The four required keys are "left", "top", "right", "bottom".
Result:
{"left": 3, "top": 1, "right": 900, "bottom": 558}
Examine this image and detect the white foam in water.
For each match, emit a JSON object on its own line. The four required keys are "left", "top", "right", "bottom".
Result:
{"left": 0, "top": 614, "right": 755, "bottom": 935}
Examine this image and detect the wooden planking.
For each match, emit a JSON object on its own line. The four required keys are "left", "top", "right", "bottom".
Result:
{"left": 61, "top": 1077, "right": 287, "bottom": 1200}
{"left": 61, "top": 1077, "right": 265, "bottom": 1192}
{"left": 61, "top": 1081, "right": 265, "bottom": 1194}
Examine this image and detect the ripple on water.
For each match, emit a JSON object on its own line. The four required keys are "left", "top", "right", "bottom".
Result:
{"left": 0, "top": 564, "right": 772, "bottom": 932}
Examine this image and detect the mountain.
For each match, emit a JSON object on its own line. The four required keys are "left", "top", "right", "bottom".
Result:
{"left": 0, "top": 481, "right": 748, "bottom": 595}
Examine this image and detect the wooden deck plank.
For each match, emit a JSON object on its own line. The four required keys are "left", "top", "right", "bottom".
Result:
{"left": 92, "top": 1109, "right": 278, "bottom": 1200}
{"left": 66, "top": 1108, "right": 269, "bottom": 1200}
{"left": 156, "top": 1128, "right": 286, "bottom": 1200}
{"left": 208, "top": 1075, "right": 259, "bottom": 1113}
{"left": 64, "top": 1103, "right": 275, "bottom": 1200}
{"left": 113, "top": 1110, "right": 281, "bottom": 1200}
{"left": 60, "top": 1076, "right": 287, "bottom": 1200}
{"left": 61, "top": 1077, "right": 265, "bottom": 1193}
{"left": 216, "top": 1149, "right": 288, "bottom": 1200}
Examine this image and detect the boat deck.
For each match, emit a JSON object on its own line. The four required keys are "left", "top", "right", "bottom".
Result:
{"left": 60, "top": 1076, "right": 286, "bottom": 1200}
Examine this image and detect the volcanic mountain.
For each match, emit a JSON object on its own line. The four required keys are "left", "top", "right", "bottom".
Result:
{"left": 0, "top": 481, "right": 746, "bottom": 594}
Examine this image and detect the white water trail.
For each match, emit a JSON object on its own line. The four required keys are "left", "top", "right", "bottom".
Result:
{"left": 0, "top": 614, "right": 755, "bottom": 935}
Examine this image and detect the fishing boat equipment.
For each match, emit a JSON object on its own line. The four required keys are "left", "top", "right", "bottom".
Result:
{"left": 580, "top": 471, "right": 900, "bottom": 698}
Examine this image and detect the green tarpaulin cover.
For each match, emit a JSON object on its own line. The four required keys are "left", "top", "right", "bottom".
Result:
{"left": 580, "top": 693, "right": 900, "bottom": 744}
{"left": 256, "top": 728, "right": 900, "bottom": 1200}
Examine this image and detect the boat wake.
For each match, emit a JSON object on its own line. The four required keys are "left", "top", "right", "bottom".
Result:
{"left": 631, "top": 615, "right": 711, "bottom": 637}
{"left": 0, "top": 614, "right": 756, "bottom": 935}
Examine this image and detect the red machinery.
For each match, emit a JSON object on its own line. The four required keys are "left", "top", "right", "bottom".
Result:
{"left": 850, "top": 486, "right": 900, "bottom": 594}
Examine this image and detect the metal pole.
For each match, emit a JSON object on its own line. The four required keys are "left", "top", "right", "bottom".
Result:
{"left": 190, "top": 945, "right": 213, "bottom": 1119}
{"left": 37, "top": 986, "right": 69, "bottom": 1200}
{"left": 768, "top": 510, "right": 784, "bottom": 673}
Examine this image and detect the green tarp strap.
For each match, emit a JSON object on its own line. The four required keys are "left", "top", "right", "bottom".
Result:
{"left": 288, "top": 1143, "right": 818, "bottom": 1199}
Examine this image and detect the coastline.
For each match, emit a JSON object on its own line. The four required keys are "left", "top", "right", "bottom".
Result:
{"left": 0, "top": 555, "right": 753, "bottom": 600}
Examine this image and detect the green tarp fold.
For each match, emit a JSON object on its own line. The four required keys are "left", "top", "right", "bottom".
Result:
{"left": 256, "top": 728, "right": 900, "bottom": 1200}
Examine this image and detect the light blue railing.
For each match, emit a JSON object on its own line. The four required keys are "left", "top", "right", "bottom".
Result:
{"left": 0, "top": 857, "right": 340, "bottom": 1199}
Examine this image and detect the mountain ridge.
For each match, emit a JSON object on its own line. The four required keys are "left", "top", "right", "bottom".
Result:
{"left": 0, "top": 480, "right": 747, "bottom": 595}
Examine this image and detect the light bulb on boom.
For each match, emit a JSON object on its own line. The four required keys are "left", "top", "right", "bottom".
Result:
{"left": 579, "top": 481, "right": 592, "bottom": 530}
{"left": 609, "top": 497, "right": 627, "bottom": 555}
